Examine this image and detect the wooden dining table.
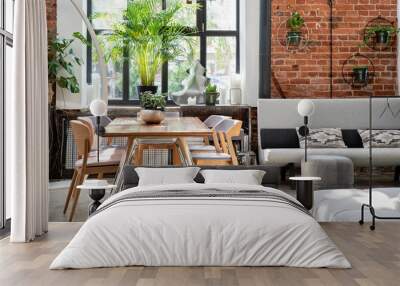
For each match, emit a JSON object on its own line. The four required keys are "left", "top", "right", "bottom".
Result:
{"left": 103, "top": 117, "right": 213, "bottom": 192}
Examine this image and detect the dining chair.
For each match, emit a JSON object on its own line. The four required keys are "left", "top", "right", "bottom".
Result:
{"left": 186, "top": 115, "right": 231, "bottom": 147}
{"left": 191, "top": 119, "right": 242, "bottom": 166}
{"left": 77, "top": 116, "right": 114, "bottom": 149}
{"left": 64, "top": 120, "right": 123, "bottom": 221}
{"left": 134, "top": 111, "right": 181, "bottom": 166}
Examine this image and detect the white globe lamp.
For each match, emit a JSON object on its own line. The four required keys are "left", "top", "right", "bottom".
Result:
{"left": 89, "top": 99, "right": 108, "bottom": 162}
{"left": 297, "top": 99, "right": 315, "bottom": 162}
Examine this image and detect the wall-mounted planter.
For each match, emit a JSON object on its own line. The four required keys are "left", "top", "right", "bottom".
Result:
{"left": 362, "top": 16, "right": 397, "bottom": 51}
{"left": 375, "top": 30, "right": 389, "bottom": 44}
{"left": 352, "top": 66, "right": 369, "bottom": 85}
{"left": 286, "top": 31, "right": 302, "bottom": 46}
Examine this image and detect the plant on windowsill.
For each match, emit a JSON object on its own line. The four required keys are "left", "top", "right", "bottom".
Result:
{"left": 48, "top": 32, "right": 89, "bottom": 107}
{"left": 140, "top": 91, "right": 167, "bottom": 124}
{"left": 286, "top": 11, "right": 304, "bottom": 46}
{"left": 102, "top": 0, "right": 199, "bottom": 100}
{"left": 352, "top": 65, "right": 369, "bottom": 85}
{"left": 364, "top": 25, "right": 400, "bottom": 46}
{"left": 204, "top": 83, "right": 220, "bottom": 106}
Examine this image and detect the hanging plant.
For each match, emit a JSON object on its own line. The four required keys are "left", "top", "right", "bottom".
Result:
{"left": 364, "top": 25, "right": 400, "bottom": 46}
{"left": 286, "top": 11, "right": 304, "bottom": 46}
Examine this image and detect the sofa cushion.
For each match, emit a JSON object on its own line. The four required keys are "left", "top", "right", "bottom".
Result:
{"left": 359, "top": 129, "right": 400, "bottom": 148}
{"left": 260, "top": 128, "right": 299, "bottom": 149}
{"left": 341, "top": 129, "right": 363, "bottom": 148}
{"left": 297, "top": 128, "right": 346, "bottom": 148}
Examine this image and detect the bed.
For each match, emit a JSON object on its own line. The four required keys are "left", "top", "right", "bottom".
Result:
{"left": 50, "top": 166, "right": 350, "bottom": 269}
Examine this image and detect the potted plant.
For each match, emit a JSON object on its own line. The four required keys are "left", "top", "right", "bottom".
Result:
{"left": 204, "top": 83, "right": 220, "bottom": 106}
{"left": 352, "top": 65, "right": 369, "bottom": 84}
{"left": 286, "top": 11, "right": 304, "bottom": 46}
{"left": 104, "top": 0, "right": 198, "bottom": 99}
{"left": 140, "top": 91, "right": 167, "bottom": 124}
{"left": 364, "top": 25, "right": 400, "bottom": 45}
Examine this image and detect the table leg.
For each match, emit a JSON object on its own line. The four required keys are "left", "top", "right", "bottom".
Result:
{"left": 296, "top": 181, "right": 314, "bottom": 210}
{"left": 113, "top": 137, "right": 138, "bottom": 193}
{"left": 176, "top": 137, "right": 193, "bottom": 166}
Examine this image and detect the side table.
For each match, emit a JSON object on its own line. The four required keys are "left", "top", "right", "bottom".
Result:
{"left": 77, "top": 184, "right": 116, "bottom": 215}
{"left": 289, "top": 177, "right": 321, "bottom": 210}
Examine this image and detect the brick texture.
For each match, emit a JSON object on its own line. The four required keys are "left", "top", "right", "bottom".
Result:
{"left": 46, "top": 0, "right": 57, "bottom": 40}
{"left": 271, "top": 0, "right": 397, "bottom": 98}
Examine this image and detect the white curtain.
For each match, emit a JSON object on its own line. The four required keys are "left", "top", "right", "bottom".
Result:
{"left": 7, "top": 0, "right": 49, "bottom": 242}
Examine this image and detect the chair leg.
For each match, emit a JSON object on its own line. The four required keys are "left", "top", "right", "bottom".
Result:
{"left": 63, "top": 169, "right": 78, "bottom": 214}
{"left": 69, "top": 170, "right": 85, "bottom": 222}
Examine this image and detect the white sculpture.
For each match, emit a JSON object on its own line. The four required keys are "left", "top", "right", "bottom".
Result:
{"left": 171, "top": 61, "right": 207, "bottom": 105}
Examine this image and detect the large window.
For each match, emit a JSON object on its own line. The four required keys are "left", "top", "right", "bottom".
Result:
{"left": 0, "top": 0, "right": 14, "bottom": 230}
{"left": 87, "top": 0, "right": 239, "bottom": 105}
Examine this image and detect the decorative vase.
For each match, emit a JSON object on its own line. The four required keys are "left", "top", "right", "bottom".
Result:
{"left": 375, "top": 31, "right": 389, "bottom": 44}
{"left": 140, "top": 109, "right": 165, "bottom": 124}
{"left": 137, "top": 85, "right": 158, "bottom": 98}
{"left": 352, "top": 67, "right": 368, "bottom": 85}
{"left": 287, "top": 31, "right": 301, "bottom": 46}
{"left": 205, "top": 92, "right": 220, "bottom": 106}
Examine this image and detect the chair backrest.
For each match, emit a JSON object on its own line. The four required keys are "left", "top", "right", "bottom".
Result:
{"left": 214, "top": 119, "right": 242, "bottom": 137}
{"left": 203, "top": 115, "right": 230, "bottom": 129}
{"left": 70, "top": 120, "right": 92, "bottom": 158}
{"left": 78, "top": 116, "right": 113, "bottom": 149}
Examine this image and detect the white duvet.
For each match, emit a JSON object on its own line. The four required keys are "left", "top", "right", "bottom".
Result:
{"left": 50, "top": 183, "right": 350, "bottom": 269}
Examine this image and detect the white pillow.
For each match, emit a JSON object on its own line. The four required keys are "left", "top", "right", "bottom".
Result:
{"left": 200, "top": 170, "right": 266, "bottom": 185}
{"left": 136, "top": 167, "right": 200, "bottom": 186}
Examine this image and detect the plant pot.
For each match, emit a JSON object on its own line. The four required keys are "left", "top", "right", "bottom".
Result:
{"left": 140, "top": 109, "right": 165, "bottom": 124}
{"left": 287, "top": 31, "right": 301, "bottom": 46}
{"left": 375, "top": 30, "right": 389, "bottom": 44}
{"left": 205, "top": 92, "right": 220, "bottom": 106}
{"left": 352, "top": 67, "right": 368, "bottom": 85}
{"left": 137, "top": 85, "right": 158, "bottom": 98}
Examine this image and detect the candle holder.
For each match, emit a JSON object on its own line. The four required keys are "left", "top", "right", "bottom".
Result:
{"left": 229, "top": 87, "right": 242, "bottom": 105}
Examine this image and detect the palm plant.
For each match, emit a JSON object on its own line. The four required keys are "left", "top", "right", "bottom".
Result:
{"left": 104, "top": 0, "right": 198, "bottom": 92}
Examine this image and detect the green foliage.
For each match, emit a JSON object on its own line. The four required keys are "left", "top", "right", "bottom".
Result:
{"left": 48, "top": 33, "right": 88, "bottom": 94}
{"left": 101, "top": 0, "right": 199, "bottom": 86}
{"left": 287, "top": 12, "right": 304, "bottom": 32}
{"left": 205, "top": 83, "right": 218, "bottom": 93}
{"left": 141, "top": 91, "right": 166, "bottom": 110}
{"left": 364, "top": 24, "right": 400, "bottom": 45}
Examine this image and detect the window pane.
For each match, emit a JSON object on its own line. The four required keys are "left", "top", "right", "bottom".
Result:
{"left": 92, "top": 0, "right": 126, "bottom": 30}
{"left": 5, "top": 0, "right": 14, "bottom": 33}
{"left": 207, "top": 0, "right": 236, "bottom": 31}
{"left": 206, "top": 37, "right": 236, "bottom": 89}
{"left": 92, "top": 35, "right": 123, "bottom": 100}
{"left": 168, "top": 37, "right": 200, "bottom": 93}
{"left": 167, "top": 0, "right": 197, "bottom": 28}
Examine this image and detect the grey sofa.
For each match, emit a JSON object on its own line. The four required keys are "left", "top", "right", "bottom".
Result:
{"left": 257, "top": 98, "right": 400, "bottom": 168}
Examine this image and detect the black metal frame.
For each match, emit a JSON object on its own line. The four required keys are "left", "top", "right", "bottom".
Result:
{"left": 359, "top": 96, "right": 400, "bottom": 231}
{"left": 0, "top": 0, "right": 13, "bottom": 232}
{"left": 259, "top": 0, "right": 271, "bottom": 99}
{"left": 86, "top": 0, "right": 240, "bottom": 106}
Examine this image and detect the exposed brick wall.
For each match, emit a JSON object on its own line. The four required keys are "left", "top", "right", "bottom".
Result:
{"left": 46, "top": 0, "right": 57, "bottom": 40}
{"left": 271, "top": 0, "right": 397, "bottom": 98}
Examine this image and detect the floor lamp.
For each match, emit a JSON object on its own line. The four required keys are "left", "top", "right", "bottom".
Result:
{"left": 297, "top": 99, "right": 315, "bottom": 162}
{"left": 89, "top": 99, "right": 107, "bottom": 162}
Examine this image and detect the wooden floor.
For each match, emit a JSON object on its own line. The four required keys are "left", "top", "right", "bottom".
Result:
{"left": 1, "top": 223, "right": 400, "bottom": 286}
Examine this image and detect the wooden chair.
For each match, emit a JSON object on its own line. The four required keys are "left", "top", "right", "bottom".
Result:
{"left": 187, "top": 115, "right": 231, "bottom": 147}
{"left": 191, "top": 119, "right": 242, "bottom": 166}
{"left": 134, "top": 111, "right": 182, "bottom": 166}
{"left": 64, "top": 120, "right": 123, "bottom": 221}
{"left": 77, "top": 116, "right": 114, "bottom": 149}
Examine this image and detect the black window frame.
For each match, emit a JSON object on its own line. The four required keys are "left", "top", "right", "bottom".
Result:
{"left": 0, "top": 0, "right": 13, "bottom": 232}
{"left": 87, "top": 0, "right": 240, "bottom": 106}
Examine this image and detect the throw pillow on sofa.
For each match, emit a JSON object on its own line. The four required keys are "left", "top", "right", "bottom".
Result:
{"left": 359, "top": 129, "right": 400, "bottom": 148}
{"left": 297, "top": 128, "right": 347, "bottom": 148}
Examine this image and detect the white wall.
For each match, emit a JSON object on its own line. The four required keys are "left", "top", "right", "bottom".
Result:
{"left": 240, "top": 0, "right": 260, "bottom": 107}
{"left": 56, "top": 0, "right": 88, "bottom": 109}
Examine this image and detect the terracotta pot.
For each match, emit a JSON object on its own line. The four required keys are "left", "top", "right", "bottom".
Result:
{"left": 140, "top": 110, "right": 165, "bottom": 124}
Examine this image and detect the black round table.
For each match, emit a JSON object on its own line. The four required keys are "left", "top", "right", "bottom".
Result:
{"left": 289, "top": 177, "right": 321, "bottom": 210}
{"left": 77, "top": 184, "right": 116, "bottom": 215}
